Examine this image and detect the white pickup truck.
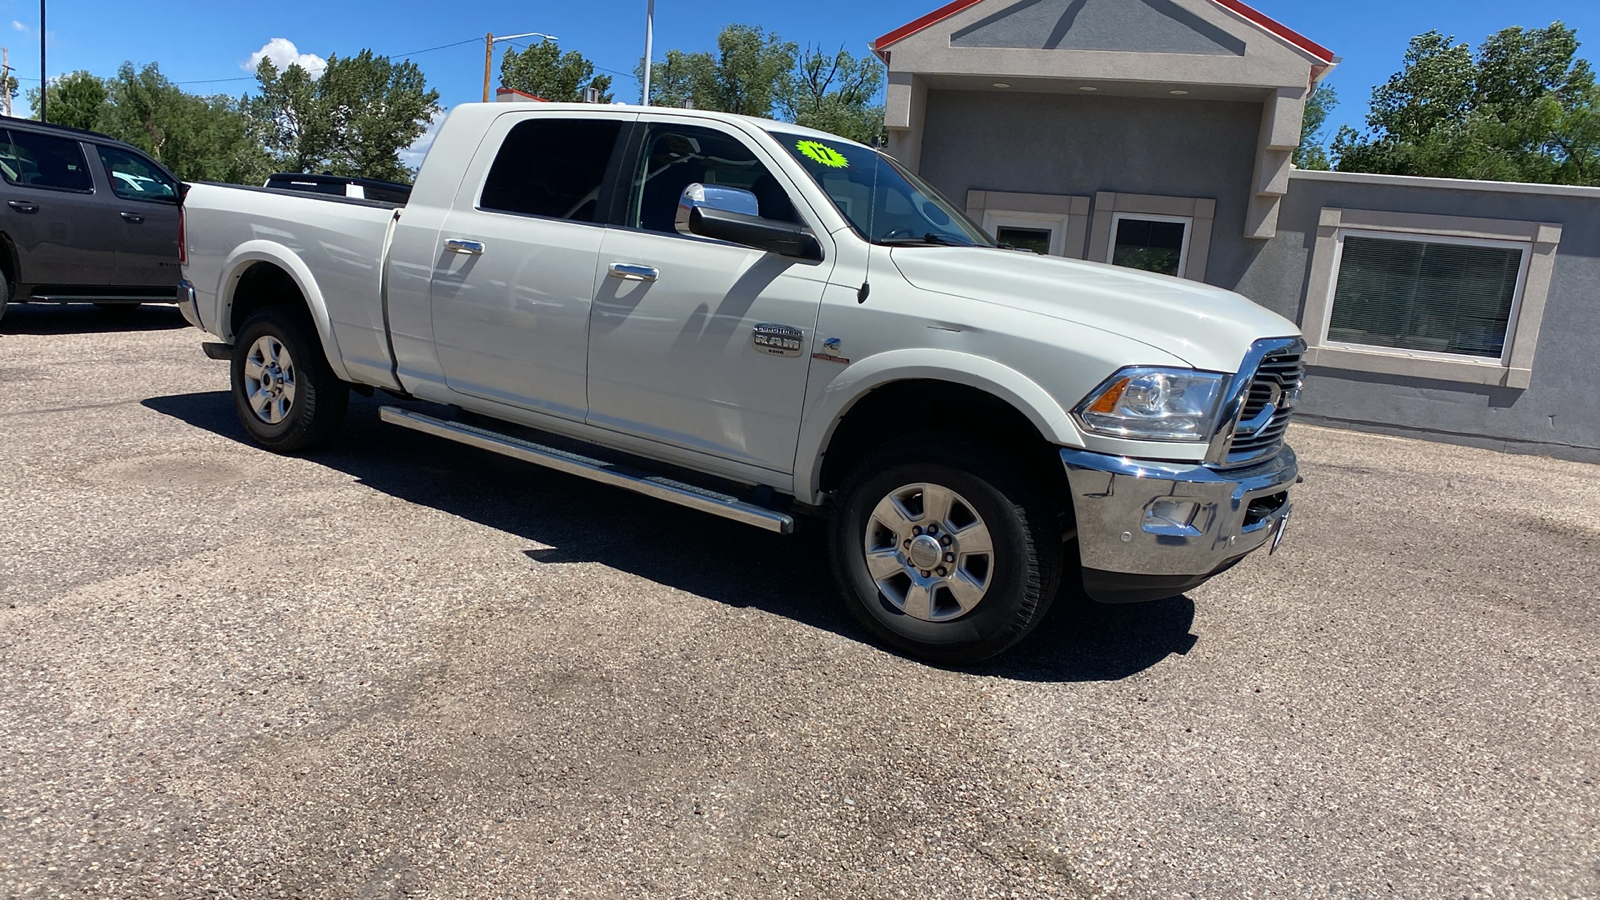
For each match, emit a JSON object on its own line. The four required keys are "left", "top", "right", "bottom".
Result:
{"left": 178, "top": 103, "right": 1303, "bottom": 664}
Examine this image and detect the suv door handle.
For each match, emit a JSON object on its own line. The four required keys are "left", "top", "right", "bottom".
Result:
{"left": 444, "top": 238, "right": 485, "bottom": 256}
{"left": 607, "top": 263, "right": 659, "bottom": 283}
{"left": 7, "top": 200, "right": 38, "bottom": 213}
{"left": 120, "top": 212, "right": 145, "bottom": 224}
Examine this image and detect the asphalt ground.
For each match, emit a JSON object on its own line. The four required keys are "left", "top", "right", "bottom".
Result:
{"left": 1, "top": 303, "right": 1596, "bottom": 899}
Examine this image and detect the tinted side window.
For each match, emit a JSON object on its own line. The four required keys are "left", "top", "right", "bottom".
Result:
{"left": 630, "top": 124, "right": 800, "bottom": 233}
{"left": 480, "top": 118, "right": 622, "bottom": 222}
{"left": 0, "top": 129, "right": 94, "bottom": 191}
{"left": 97, "top": 146, "right": 177, "bottom": 202}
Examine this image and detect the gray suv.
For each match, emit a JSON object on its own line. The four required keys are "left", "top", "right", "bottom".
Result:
{"left": 0, "top": 118, "right": 180, "bottom": 321}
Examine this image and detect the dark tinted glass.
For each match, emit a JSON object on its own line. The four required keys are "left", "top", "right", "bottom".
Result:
{"left": 1330, "top": 235, "right": 1522, "bottom": 359}
{"left": 481, "top": 118, "right": 622, "bottom": 222}
{"left": 98, "top": 145, "right": 177, "bottom": 201}
{"left": 0, "top": 129, "right": 94, "bottom": 191}
{"left": 630, "top": 124, "right": 800, "bottom": 233}
{"left": 1112, "top": 218, "right": 1186, "bottom": 276}
{"left": 995, "top": 226, "right": 1051, "bottom": 255}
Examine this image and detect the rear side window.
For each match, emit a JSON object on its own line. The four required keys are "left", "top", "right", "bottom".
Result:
{"left": 97, "top": 146, "right": 177, "bottom": 202}
{"left": 480, "top": 118, "right": 622, "bottom": 222}
{"left": 0, "top": 129, "right": 94, "bottom": 192}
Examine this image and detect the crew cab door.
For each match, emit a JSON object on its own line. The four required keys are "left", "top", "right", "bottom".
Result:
{"left": 585, "top": 118, "right": 832, "bottom": 475}
{"left": 0, "top": 127, "right": 116, "bottom": 287}
{"left": 428, "top": 113, "right": 630, "bottom": 421}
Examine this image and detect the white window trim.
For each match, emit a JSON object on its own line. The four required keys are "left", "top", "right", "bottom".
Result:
{"left": 1106, "top": 211, "right": 1194, "bottom": 278}
{"left": 983, "top": 210, "right": 1070, "bottom": 256}
{"left": 1302, "top": 208, "right": 1564, "bottom": 390}
{"left": 1319, "top": 228, "right": 1533, "bottom": 368}
{"left": 1087, "top": 192, "right": 1215, "bottom": 282}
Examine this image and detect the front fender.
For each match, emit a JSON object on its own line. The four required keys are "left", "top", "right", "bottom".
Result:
{"left": 793, "top": 348, "right": 1086, "bottom": 505}
{"left": 215, "top": 241, "right": 352, "bottom": 383}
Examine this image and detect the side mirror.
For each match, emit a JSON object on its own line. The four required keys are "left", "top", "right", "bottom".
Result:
{"left": 675, "top": 183, "right": 823, "bottom": 262}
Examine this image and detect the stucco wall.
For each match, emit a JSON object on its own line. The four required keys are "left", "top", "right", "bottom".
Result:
{"left": 1238, "top": 171, "right": 1600, "bottom": 463}
{"left": 917, "top": 89, "right": 1267, "bottom": 287}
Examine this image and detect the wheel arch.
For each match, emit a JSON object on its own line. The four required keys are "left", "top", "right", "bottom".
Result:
{"left": 796, "top": 350, "right": 1083, "bottom": 509}
{"left": 214, "top": 242, "right": 351, "bottom": 382}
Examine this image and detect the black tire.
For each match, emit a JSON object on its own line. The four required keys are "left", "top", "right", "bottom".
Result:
{"left": 0, "top": 277, "right": 8, "bottom": 324}
{"left": 828, "top": 434, "right": 1064, "bottom": 665}
{"left": 230, "top": 306, "right": 348, "bottom": 453}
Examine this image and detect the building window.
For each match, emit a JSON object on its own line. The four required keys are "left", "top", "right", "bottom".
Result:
{"left": 1088, "top": 192, "right": 1216, "bottom": 282}
{"left": 967, "top": 192, "right": 1090, "bottom": 258}
{"left": 1301, "top": 207, "right": 1564, "bottom": 389}
{"left": 1108, "top": 213, "right": 1192, "bottom": 277}
{"left": 1326, "top": 233, "right": 1527, "bottom": 361}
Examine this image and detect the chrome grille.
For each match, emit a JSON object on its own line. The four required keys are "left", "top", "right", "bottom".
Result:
{"left": 1225, "top": 350, "right": 1304, "bottom": 464}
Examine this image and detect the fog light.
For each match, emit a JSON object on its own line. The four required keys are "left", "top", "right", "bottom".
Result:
{"left": 1143, "top": 499, "right": 1202, "bottom": 536}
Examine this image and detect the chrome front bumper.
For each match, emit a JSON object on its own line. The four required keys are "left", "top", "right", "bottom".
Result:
{"left": 177, "top": 279, "right": 203, "bottom": 330}
{"left": 1061, "top": 446, "right": 1299, "bottom": 603}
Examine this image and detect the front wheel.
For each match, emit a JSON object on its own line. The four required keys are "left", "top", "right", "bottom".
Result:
{"left": 829, "top": 435, "right": 1064, "bottom": 665}
{"left": 230, "top": 307, "right": 348, "bottom": 453}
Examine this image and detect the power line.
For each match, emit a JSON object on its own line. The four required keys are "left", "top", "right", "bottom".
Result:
{"left": 167, "top": 36, "right": 485, "bottom": 85}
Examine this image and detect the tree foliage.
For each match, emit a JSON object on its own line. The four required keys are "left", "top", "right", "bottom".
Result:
{"left": 247, "top": 50, "right": 440, "bottom": 183}
{"left": 500, "top": 40, "right": 612, "bottom": 103}
{"left": 1333, "top": 23, "right": 1600, "bottom": 184}
{"left": 640, "top": 25, "right": 886, "bottom": 144}
{"left": 1293, "top": 83, "right": 1336, "bottom": 170}
{"left": 27, "top": 70, "right": 109, "bottom": 131}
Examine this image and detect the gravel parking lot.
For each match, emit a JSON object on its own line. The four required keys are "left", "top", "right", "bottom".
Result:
{"left": 2, "top": 303, "right": 1596, "bottom": 899}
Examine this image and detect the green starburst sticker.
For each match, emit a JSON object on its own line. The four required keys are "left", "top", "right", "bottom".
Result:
{"left": 797, "top": 140, "right": 849, "bottom": 169}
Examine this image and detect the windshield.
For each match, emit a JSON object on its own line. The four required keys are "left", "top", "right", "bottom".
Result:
{"left": 772, "top": 132, "right": 996, "bottom": 248}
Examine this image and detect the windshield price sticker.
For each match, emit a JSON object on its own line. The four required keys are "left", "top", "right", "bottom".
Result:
{"left": 797, "top": 140, "right": 849, "bottom": 169}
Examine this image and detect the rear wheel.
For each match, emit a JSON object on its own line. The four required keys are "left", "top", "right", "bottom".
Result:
{"left": 0, "top": 277, "right": 9, "bottom": 323}
{"left": 230, "top": 307, "right": 348, "bottom": 453}
{"left": 829, "top": 434, "right": 1064, "bottom": 665}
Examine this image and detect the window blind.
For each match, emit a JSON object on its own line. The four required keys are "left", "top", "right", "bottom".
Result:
{"left": 1329, "top": 235, "right": 1524, "bottom": 359}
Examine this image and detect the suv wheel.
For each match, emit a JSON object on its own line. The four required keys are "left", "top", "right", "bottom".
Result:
{"left": 230, "top": 307, "right": 348, "bottom": 453}
{"left": 829, "top": 434, "right": 1063, "bottom": 665}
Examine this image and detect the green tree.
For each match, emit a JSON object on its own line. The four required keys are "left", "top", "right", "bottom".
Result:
{"left": 1293, "top": 83, "right": 1337, "bottom": 170}
{"left": 1334, "top": 23, "right": 1600, "bottom": 184}
{"left": 247, "top": 50, "right": 440, "bottom": 183}
{"left": 500, "top": 40, "right": 612, "bottom": 103}
{"left": 100, "top": 62, "right": 270, "bottom": 184}
{"left": 783, "top": 46, "right": 886, "bottom": 145}
{"left": 27, "top": 70, "right": 110, "bottom": 130}
{"left": 641, "top": 25, "right": 797, "bottom": 117}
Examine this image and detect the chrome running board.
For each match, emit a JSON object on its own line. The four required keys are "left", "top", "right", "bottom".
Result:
{"left": 378, "top": 407, "right": 795, "bottom": 534}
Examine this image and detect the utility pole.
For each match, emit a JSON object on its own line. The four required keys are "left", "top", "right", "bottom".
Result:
{"left": 482, "top": 31, "right": 558, "bottom": 103}
{"left": 2, "top": 48, "right": 12, "bottom": 117}
{"left": 38, "top": 0, "right": 45, "bottom": 122}
{"left": 641, "top": 0, "right": 655, "bottom": 106}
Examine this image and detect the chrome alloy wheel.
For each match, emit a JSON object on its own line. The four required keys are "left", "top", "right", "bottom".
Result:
{"left": 863, "top": 483, "right": 995, "bottom": 622}
{"left": 243, "top": 335, "right": 297, "bottom": 425}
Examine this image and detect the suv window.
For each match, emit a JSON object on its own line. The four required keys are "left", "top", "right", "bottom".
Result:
{"left": 0, "top": 128, "right": 94, "bottom": 192}
{"left": 480, "top": 118, "right": 622, "bottom": 222}
{"left": 629, "top": 124, "right": 799, "bottom": 233}
{"left": 98, "top": 145, "right": 177, "bottom": 202}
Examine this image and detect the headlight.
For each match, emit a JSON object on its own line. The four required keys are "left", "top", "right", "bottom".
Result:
{"left": 1074, "top": 368, "right": 1226, "bottom": 442}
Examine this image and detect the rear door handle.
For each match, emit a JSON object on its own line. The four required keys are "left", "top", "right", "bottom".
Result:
{"left": 7, "top": 200, "right": 38, "bottom": 213}
{"left": 444, "top": 238, "right": 485, "bottom": 256}
{"left": 607, "top": 263, "right": 659, "bottom": 283}
{"left": 120, "top": 211, "right": 145, "bottom": 224}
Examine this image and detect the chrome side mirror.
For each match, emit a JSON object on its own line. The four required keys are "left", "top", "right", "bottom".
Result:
{"left": 675, "top": 183, "right": 760, "bottom": 235}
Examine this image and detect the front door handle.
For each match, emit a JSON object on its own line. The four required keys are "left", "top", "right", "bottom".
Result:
{"left": 120, "top": 211, "right": 145, "bottom": 224}
{"left": 607, "top": 263, "right": 659, "bottom": 283}
{"left": 7, "top": 200, "right": 38, "bottom": 213}
{"left": 444, "top": 238, "right": 485, "bottom": 256}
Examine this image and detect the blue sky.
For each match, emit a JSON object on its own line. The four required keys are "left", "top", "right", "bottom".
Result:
{"left": 5, "top": 0, "right": 1599, "bottom": 150}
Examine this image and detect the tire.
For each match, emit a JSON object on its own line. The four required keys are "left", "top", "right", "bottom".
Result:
{"left": 829, "top": 434, "right": 1064, "bottom": 665}
{"left": 230, "top": 306, "right": 348, "bottom": 453}
{"left": 0, "top": 277, "right": 8, "bottom": 324}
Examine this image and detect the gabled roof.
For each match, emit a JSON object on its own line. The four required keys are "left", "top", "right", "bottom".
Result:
{"left": 872, "top": 0, "right": 1334, "bottom": 64}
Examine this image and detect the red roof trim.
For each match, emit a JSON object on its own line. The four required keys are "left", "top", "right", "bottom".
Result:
{"left": 495, "top": 86, "right": 549, "bottom": 101}
{"left": 872, "top": 0, "right": 1333, "bottom": 64}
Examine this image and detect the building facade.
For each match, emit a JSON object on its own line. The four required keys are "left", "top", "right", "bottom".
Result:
{"left": 872, "top": 0, "right": 1600, "bottom": 463}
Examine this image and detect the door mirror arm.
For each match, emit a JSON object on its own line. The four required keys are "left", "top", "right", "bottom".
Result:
{"left": 675, "top": 183, "right": 823, "bottom": 261}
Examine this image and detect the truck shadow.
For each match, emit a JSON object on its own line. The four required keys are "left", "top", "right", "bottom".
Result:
{"left": 142, "top": 390, "right": 1200, "bottom": 683}
{"left": 0, "top": 303, "right": 190, "bottom": 335}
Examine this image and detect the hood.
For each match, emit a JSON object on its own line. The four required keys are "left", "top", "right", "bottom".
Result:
{"left": 890, "top": 247, "right": 1299, "bottom": 373}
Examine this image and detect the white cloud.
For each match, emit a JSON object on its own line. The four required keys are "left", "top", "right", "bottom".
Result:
{"left": 244, "top": 38, "right": 327, "bottom": 78}
{"left": 399, "top": 109, "right": 449, "bottom": 172}
{"left": 12, "top": 20, "right": 28, "bottom": 33}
